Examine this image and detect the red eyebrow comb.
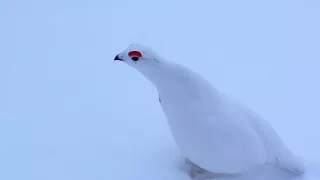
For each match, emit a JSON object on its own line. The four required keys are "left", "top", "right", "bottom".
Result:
{"left": 128, "top": 51, "right": 142, "bottom": 57}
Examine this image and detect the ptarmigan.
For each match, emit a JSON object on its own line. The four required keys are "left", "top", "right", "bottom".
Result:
{"left": 114, "top": 44, "right": 305, "bottom": 179}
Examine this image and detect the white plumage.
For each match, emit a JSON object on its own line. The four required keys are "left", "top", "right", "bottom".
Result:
{"left": 114, "top": 44, "right": 304, "bottom": 176}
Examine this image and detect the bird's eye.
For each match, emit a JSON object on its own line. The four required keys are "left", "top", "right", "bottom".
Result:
{"left": 128, "top": 50, "right": 142, "bottom": 61}
{"left": 131, "top": 56, "right": 139, "bottom": 61}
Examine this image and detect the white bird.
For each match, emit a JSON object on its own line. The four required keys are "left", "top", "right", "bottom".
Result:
{"left": 114, "top": 44, "right": 305, "bottom": 179}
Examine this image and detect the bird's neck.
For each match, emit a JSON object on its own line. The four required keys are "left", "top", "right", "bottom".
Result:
{"left": 140, "top": 61, "right": 193, "bottom": 91}
{"left": 138, "top": 61, "right": 221, "bottom": 105}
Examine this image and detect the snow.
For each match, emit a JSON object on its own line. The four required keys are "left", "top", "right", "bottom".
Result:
{"left": 1, "top": 0, "right": 320, "bottom": 180}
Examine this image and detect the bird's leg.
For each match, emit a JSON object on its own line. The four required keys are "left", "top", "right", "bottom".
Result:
{"left": 185, "top": 159, "right": 216, "bottom": 180}
{"left": 272, "top": 157, "right": 305, "bottom": 176}
{"left": 193, "top": 173, "right": 216, "bottom": 180}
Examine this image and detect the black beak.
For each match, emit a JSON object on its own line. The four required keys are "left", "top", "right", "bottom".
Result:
{"left": 114, "top": 54, "right": 123, "bottom": 61}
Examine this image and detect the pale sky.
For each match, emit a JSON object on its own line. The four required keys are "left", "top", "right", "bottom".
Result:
{"left": 0, "top": 0, "right": 319, "bottom": 179}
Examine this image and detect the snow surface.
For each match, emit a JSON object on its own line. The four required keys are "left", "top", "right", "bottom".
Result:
{"left": 1, "top": 0, "right": 320, "bottom": 180}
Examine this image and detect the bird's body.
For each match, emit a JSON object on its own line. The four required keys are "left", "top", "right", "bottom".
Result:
{"left": 114, "top": 44, "right": 304, "bottom": 176}
{"left": 154, "top": 62, "right": 267, "bottom": 173}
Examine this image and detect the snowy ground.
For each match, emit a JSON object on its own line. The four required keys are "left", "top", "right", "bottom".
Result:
{"left": 1, "top": 0, "right": 320, "bottom": 180}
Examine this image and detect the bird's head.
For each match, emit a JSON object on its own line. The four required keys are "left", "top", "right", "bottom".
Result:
{"left": 114, "top": 44, "right": 197, "bottom": 92}
{"left": 114, "top": 44, "right": 162, "bottom": 68}
{"left": 114, "top": 44, "right": 171, "bottom": 85}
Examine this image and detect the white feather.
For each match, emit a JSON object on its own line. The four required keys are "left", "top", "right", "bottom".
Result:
{"left": 117, "top": 44, "right": 304, "bottom": 174}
